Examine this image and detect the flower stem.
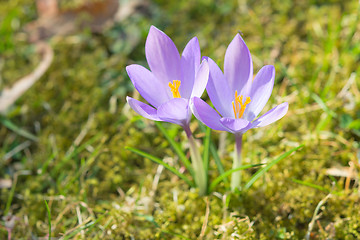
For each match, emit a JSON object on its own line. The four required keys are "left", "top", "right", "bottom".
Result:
{"left": 231, "top": 133, "right": 243, "bottom": 192}
{"left": 184, "top": 125, "right": 207, "bottom": 196}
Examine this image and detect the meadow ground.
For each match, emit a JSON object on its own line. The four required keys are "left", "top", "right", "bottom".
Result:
{"left": 1, "top": 0, "right": 360, "bottom": 239}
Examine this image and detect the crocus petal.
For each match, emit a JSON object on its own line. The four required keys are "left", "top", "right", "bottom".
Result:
{"left": 157, "top": 98, "right": 190, "bottom": 127}
{"left": 190, "top": 60, "right": 209, "bottom": 98}
{"left": 180, "top": 37, "right": 201, "bottom": 98}
{"left": 205, "top": 57, "right": 234, "bottom": 118}
{"left": 220, "top": 117, "right": 251, "bottom": 133}
{"left": 126, "top": 96, "right": 161, "bottom": 121}
{"left": 245, "top": 65, "right": 275, "bottom": 121}
{"left": 190, "top": 97, "right": 227, "bottom": 131}
{"left": 252, "top": 102, "right": 289, "bottom": 128}
{"left": 224, "top": 34, "right": 253, "bottom": 97}
{"left": 126, "top": 64, "right": 170, "bottom": 108}
{"left": 145, "top": 26, "right": 181, "bottom": 87}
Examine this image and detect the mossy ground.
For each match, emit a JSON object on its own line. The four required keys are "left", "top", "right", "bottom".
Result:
{"left": 1, "top": 0, "right": 360, "bottom": 239}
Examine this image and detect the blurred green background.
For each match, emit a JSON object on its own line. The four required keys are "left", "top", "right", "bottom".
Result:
{"left": 1, "top": 0, "right": 360, "bottom": 239}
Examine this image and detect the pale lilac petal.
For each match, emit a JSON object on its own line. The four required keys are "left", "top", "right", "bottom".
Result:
{"left": 180, "top": 37, "right": 201, "bottom": 98}
{"left": 224, "top": 34, "right": 253, "bottom": 97}
{"left": 220, "top": 117, "right": 251, "bottom": 133}
{"left": 190, "top": 60, "right": 209, "bottom": 98}
{"left": 145, "top": 26, "right": 181, "bottom": 88}
{"left": 252, "top": 102, "right": 289, "bottom": 128}
{"left": 244, "top": 65, "right": 275, "bottom": 121}
{"left": 190, "top": 97, "right": 227, "bottom": 131}
{"left": 126, "top": 64, "right": 170, "bottom": 107}
{"left": 157, "top": 98, "right": 190, "bottom": 127}
{"left": 205, "top": 57, "right": 234, "bottom": 118}
{"left": 126, "top": 96, "right": 161, "bottom": 121}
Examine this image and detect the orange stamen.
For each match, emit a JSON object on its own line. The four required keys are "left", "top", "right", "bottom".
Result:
{"left": 232, "top": 91, "right": 251, "bottom": 119}
{"left": 168, "top": 80, "right": 181, "bottom": 98}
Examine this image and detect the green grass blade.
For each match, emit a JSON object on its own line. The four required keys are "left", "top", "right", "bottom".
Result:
{"left": 210, "top": 142, "right": 227, "bottom": 182}
{"left": 125, "top": 146, "right": 195, "bottom": 187}
{"left": 198, "top": 122, "right": 227, "bottom": 182}
{"left": 135, "top": 213, "right": 160, "bottom": 227}
{"left": 41, "top": 152, "right": 57, "bottom": 176}
{"left": 244, "top": 144, "right": 304, "bottom": 190}
{"left": 44, "top": 200, "right": 51, "bottom": 240}
{"left": 61, "top": 217, "right": 102, "bottom": 240}
{"left": 51, "top": 134, "right": 101, "bottom": 175}
{"left": 209, "top": 164, "right": 263, "bottom": 192}
{"left": 292, "top": 179, "right": 329, "bottom": 192}
{"left": 63, "top": 143, "right": 103, "bottom": 190}
{"left": 203, "top": 126, "right": 211, "bottom": 176}
{"left": 292, "top": 179, "right": 341, "bottom": 196}
{"left": 155, "top": 122, "right": 194, "bottom": 177}
{"left": 311, "top": 93, "right": 337, "bottom": 117}
{"left": 0, "top": 116, "right": 38, "bottom": 141}
{"left": 4, "top": 175, "right": 17, "bottom": 215}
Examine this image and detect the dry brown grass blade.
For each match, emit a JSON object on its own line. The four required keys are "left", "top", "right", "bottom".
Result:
{"left": 199, "top": 196, "right": 210, "bottom": 239}
{"left": 325, "top": 165, "right": 357, "bottom": 179}
{"left": 0, "top": 42, "right": 53, "bottom": 113}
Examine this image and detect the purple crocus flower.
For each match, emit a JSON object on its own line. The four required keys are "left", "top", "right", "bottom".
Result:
{"left": 190, "top": 34, "right": 288, "bottom": 191}
{"left": 126, "top": 26, "right": 209, "bottom": 135}
{"left": 126, "top": 26, "right": 209, "bottom": 195}
{"left": 190, "top": 34, "right": 288, "bottom": 134}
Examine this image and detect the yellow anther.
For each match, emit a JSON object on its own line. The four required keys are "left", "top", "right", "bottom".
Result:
{"left": 168, "top": 80, "right": 181, "bottom": 98}
{"left": 232, "top": 91, "right": 251, "bottom": 119}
